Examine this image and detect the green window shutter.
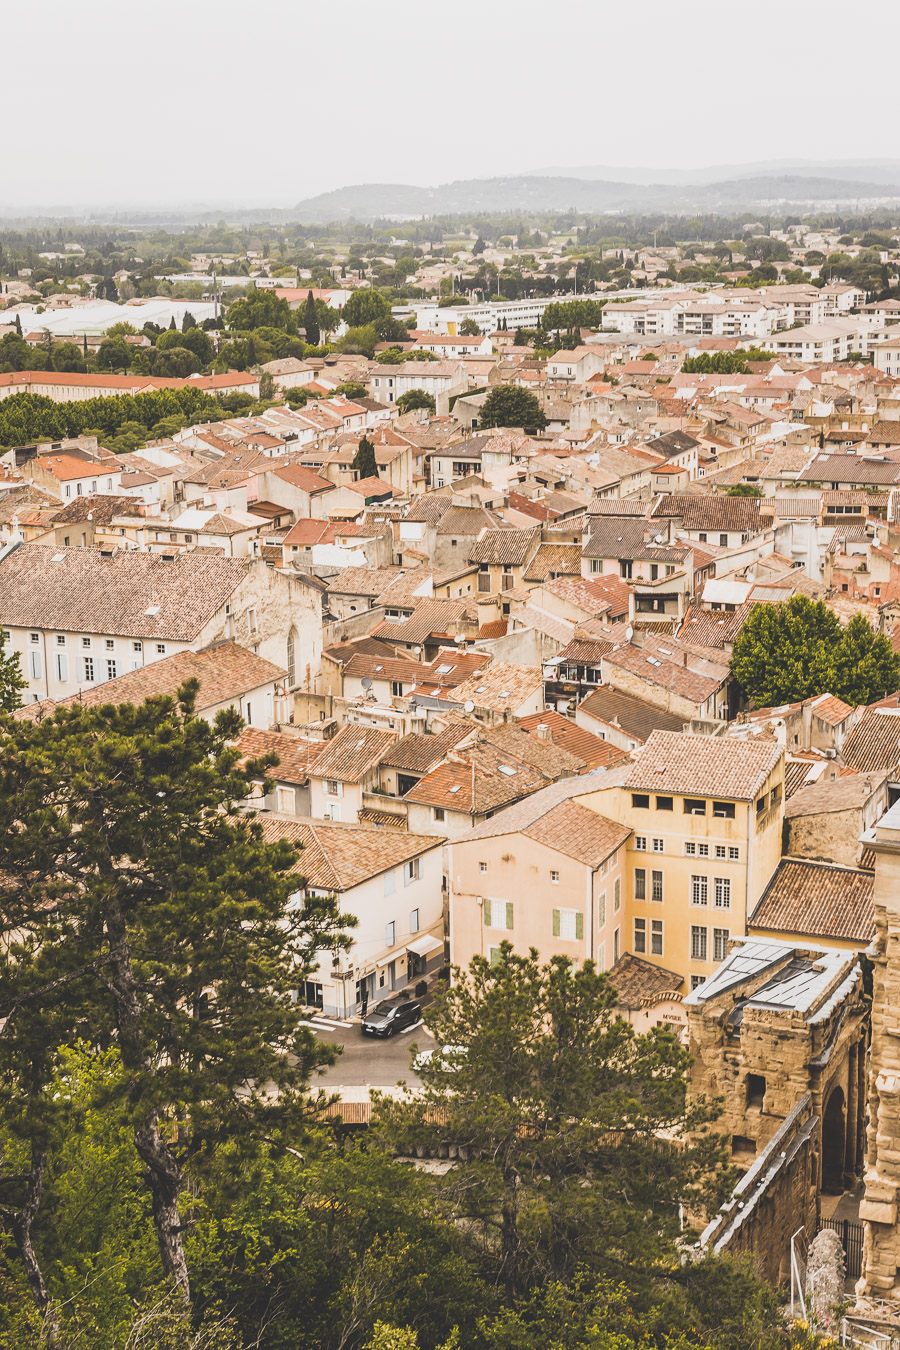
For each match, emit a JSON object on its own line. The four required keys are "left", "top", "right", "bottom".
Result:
{"left": 552, "top": 909, "right": 560, "bottom": 938}
{"left": 489, "top": 946, "right": 501, "bottom": 968}
{"left": 575, "top": 912, "right": 584, "bottom": 941}
{"left": 483, "top": 901, "right": 490, "bottom": 927}
{"left": 505, "top": 901, "right": 514, "bottom": 930}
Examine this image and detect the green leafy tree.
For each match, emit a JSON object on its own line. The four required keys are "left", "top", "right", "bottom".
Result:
{"left": 0, "top": 683, "right": 350, "bottom": 1313}
{"left": 226, "top": 287, "right": 295, "bottom": 334}
{"left": 353, "top": 435, "right": 378, "bottom": 480}
{"left": 342, "top": 289, "right": 391, "bottom": 329}
{"left": 376, "top": 945, "right": 724, "bottom": 1301}
{"left": 303, "top": 290, "right": 320, "bottom": 347}
{"left": 397, "top": 390, "right": 435, "bottom": 414}
{"left": 158, "top": 326, "right": 214, "bottom": 366}
{"left": 540, "top": 299, "right": 606, "bottom": 331}
{"left": 459, "top": 318, "right": 481, "bottom": 337}
{"left": 151, "top": 345, "right": 201, "bottom": 378}
{"left": 831, "top": 612, "right": 900, "bottom": 706}
{"left": 334, "top": 381, "right": 368, "bottom": 399}
{"left": 96, "top": 335, "right": 131, "bottom": 372}
{"left": 479, "top": 383, "right": 546, "bottom": 431}
{"left": 338, "top": 324, "right": 380, "bottom": 358}
{"left": 726, "top": 483, "right": 763, "bottom": 497}
{"left": 729, "top": 596, "right": 900, "bottom": 707}
{"left": 50, "top": 342, "right": 86, "bottom": 374}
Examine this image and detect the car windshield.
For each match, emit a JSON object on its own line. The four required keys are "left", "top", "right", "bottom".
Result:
{"left": 372, "top": 1001, "right": 394, "bottom": 1015}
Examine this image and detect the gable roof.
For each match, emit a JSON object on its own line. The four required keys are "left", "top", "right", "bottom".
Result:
{"left": 625, "top": 730, "right": 782, "bottom": 799}
{"left": 307, "top": 723, "right": 397, "bottom": 783}
{"left": 257, "top": 816, "right": 443, "bottom": 891}
{"left": 577, "top": 685, "right": 685, "bottom": 742}
{"left": 750, "top": 856, "right": 874, "bottom": 944}
{"left": 0, "top": 543, "right": 248, "bottom": 641}
{"left": 515, "top": 710, "right": 629, "bottom": 770}
{"left": 236, "top": 726, "right": 329, "bottom": 785}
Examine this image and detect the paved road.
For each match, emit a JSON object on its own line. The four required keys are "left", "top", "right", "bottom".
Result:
{"left": 302, "top": 1014, "right": 433, "bottom": 1090}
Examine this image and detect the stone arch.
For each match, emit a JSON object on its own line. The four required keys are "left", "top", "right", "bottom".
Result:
{"left": 822, "top": 1084, "right": 846, "bottom": 1194}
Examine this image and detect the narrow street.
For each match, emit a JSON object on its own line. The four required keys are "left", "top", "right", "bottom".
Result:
{"left": 303, "top": 1013, "right": 433, "bottom": 1091}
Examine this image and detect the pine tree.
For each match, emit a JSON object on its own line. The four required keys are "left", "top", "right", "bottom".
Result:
{"left": 0, "top": 683, "right": 349, "bottom": 1312}
{"left": 353, "top": 435, "right": 378, "bottom": 480}
{"left": 303, "top": 290, "right": 320, "bottom": 347}
{"left": 0, "top": 622, "right": 24, "bottom": 713}
{"left": 377, "top": 945, "right": 722, "bottom": 1299}
{"left": 181, "top": 310, "right": 196, "bottom": 333}
{"left": 15, "top": 313, "right": 22, "bottom": 336}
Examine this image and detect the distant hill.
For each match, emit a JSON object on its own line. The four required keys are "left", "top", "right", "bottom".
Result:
{"left": 522, "top": 159, "right": 900, "bottom": 187}
{"left": 291, "top": 173, "right": 900, "bottom": 223}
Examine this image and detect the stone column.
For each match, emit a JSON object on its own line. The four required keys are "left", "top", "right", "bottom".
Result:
{"left": 857, "top": 802, "right": 900, "bottom": 1303}
{"left": 846, "top": 1041, "right": 859, "bottom": 1187}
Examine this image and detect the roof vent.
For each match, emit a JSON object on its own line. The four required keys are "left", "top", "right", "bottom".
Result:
{"left": 51, "top": 551, "right": 66, "bottom": 563}
{"left": 145, "top": 605, "right": 161, "bottom": 617}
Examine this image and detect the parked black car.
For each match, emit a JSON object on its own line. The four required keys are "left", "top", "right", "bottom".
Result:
{"left": 361, "top": 996, "right": 422, "bottom": 1037}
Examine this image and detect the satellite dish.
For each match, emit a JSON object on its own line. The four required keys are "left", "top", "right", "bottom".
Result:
{"left": 454, "top": 634, "right": 466, "bottom": 644}
{"left": 464, "top": 700, "right": 475, "bottom": 713}
{"left": 361, "top": 676, "right": 373, "bottom": 689}
{"left": 625, "top": 625, "right": 634, "bottom": 642}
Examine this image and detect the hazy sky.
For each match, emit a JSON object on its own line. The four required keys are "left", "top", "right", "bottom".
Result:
{"left": 6, "top": 0, "right": 900, "bottom": 210}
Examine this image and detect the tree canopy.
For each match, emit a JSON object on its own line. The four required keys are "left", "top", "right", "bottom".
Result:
{"left": 730, "top": 596, "right": 900, "bottom": 707}
{"left": 0, "top": 682, "right": 348, "bottom": 1326}
{"left": 479, "top": 383, "right": 547, "bottom": 431}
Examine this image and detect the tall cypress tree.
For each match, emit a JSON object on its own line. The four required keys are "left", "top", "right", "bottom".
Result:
{"left": 353, "top": 435, "right": 377, "bottom": 480}
{"left": 303, "top": 290, "right": 320, "bottom": 347}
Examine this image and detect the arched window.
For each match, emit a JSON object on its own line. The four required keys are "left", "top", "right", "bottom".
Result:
{"left": 286, "top": 627, "right": 297, "bottom": 688}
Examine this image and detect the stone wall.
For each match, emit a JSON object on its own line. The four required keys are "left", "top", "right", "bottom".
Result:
{"left": 701, "top": 1095, "right": 818, "bottom": 1287}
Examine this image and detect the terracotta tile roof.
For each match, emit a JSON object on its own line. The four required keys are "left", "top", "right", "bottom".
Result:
{"left": 523, "top": 542, "right": 583, "bottom": 582}
{"left": 450, "top": 662, "right": 544, "bottom": 713}
{"left": 653, "top": 493, "right": 767, "bottom": 534}
{"left": 784, "top": 759, "right": 816, "bottom": 799}
{"left": 376, "top": 599, "right": 476, "bottom": 646}
{"left": 50, "top": 494, "right": 142, "bottom": 524}
{"left": 435, "top": 505, "right": 501, "bottom": 536}
{"left": 542, "top": 576, "right": 616, "bottom": 617}
{"left": 0, "top": 543, "right": 248, "bottom": 641}
{"left": 307, "top": 724, "right": 397, "bottom": 783}
{"left": 603, "top": 642, "right": 726, "bottom": 706}
{"left": 328, "top": 565, "right": 404, "bottom": 598}
{"left": 402, "top": 755, "right": 544, "bottom": 814}
{"left": 808, "top": 693, "right": 855, "bottom": 727}
{"left": 841, "top": 709, "right": 900, "bottom": 774}
{"left": 451, "top": 773, "right": 629, "bottom": 855}
{"left": 608, "top": 953, "right": 684, "bottom": 1010}
{"left": 343, "top": 652, "right": 423, "bottom": 683}
{"left": 257, "top": 816, "right": 443, "bottom": 891}
{"left": 577, "top": 685, "right": 684, "bottom": 742}
{"left": 516, "top": 710, "right": 630, "bottom": 770}
{"left": 556, "top": 637, "right": 617, "bottom": 665}
{"left": 749, "top": 856, "right": 874, "bottom": 944}
{"left": 468, "top": 526, "right": 540, "bottom": 566}
{"left": 236, "top": 727, "right": 328, "bottom": 785}
{"left": 481, "top": 722, "right": 583, "bottom": 778}
{"left": 625, "top": 730, "right": 782, "bottom": 799}
{"left": 272, "top": 464, "right": 334, "bottom": 494}
{"left": 380, "top": 722, "right": 473, "bottom": 773}
{"left": 784, "top": 770, "right": 888, "bottom": 818}
{"left": 477, "top": 619, "right": 508, "bottom": 639}
{"left": 17, "top": 642, "right": 285, "bottom": 718}
{"left": 677, "top": 603, "right": 753, "bottom": 650}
